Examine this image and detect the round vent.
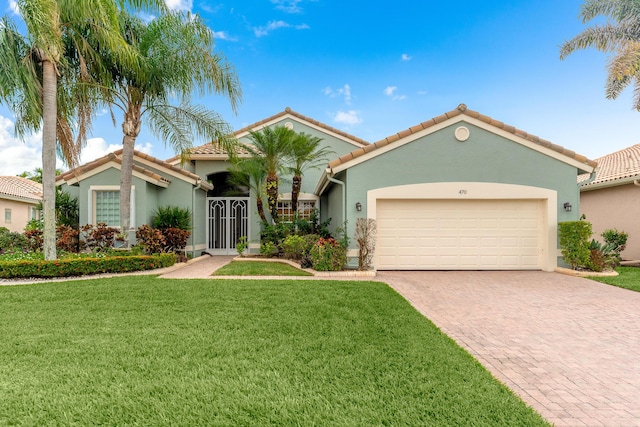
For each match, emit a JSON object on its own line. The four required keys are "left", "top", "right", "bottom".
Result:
{"left": 454, "top": 126, "right": 470, "bottom": 142}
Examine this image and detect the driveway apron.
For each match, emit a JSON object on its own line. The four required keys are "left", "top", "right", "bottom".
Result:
{"left": 378, "top": 271, "right": 640, "bottom": 427}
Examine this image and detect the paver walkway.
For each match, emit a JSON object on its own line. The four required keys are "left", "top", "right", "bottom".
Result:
{"left": 378, "top": 270, "right": 640, "bottom": 427}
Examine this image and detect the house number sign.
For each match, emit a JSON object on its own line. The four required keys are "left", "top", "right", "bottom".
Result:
{"left": 459, "top": 190, "right": 467, "bottom": 195}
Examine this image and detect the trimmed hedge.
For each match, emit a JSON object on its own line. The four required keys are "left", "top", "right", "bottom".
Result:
{"left": 0, "top": 253, "right": 176, "bottom": 279}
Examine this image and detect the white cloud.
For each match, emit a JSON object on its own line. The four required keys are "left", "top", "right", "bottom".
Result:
{"left": 8, "top": 0, "right": 19, "bottom": 15}
{"left": 79, "top": 138, "right": 154, "bottom": 165}
{"left": 165, "top": 0, "right": 192, "bottom": 11}
{"left": 0, "top": 116, "right": 42, "bottom": 176}
{"left": 401, "top": 53, "right": 412, "bottom": 61}
{"left": 253, "top": 20, "right": 310, "bottom": 37}
{"left": 333, "top": 110, "right": 362, "bottom": 126}
{"left": 384, "top": 86, "right": 407, "bottom": 101}
{"left": 271, "top": 0, "right": 303, "bottom": 13}
{"left": 212, "top": 31, "right": 237, "bottom": 42}
{"left": 323, "top": 84, "right": 352, "bottom": 105}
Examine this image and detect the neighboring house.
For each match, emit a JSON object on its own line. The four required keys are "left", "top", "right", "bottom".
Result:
{"left": 579, "top": 144, "right": 640, "bottom": 260}
{"left": 0, "top": 176, "right": 42, "bottom": 233}
{"left": 57, "top": 105, "right": 596, "bottom": 271}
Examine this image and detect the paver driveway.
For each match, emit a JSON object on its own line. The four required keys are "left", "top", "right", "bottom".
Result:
{"left": 378, "top": 271, "right": 640, "bottom": 427}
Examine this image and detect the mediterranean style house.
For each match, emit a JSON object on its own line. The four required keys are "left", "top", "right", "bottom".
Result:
{"left": 57, "top": 105, "right": 596, "bottom": 271}
{"left": 0, "top": 176, "right": 42, "bottom": 233}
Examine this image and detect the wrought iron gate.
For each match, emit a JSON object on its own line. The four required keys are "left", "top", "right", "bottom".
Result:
{"left": 207, "top": 198, "right": 249, "bottom": 254}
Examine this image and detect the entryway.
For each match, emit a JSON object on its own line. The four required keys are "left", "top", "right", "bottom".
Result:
{"left": 206, "top": 197, "right": 249, "bottom": 255}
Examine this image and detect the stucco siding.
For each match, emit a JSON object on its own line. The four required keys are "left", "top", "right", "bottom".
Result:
{"left": 581, "top": 183, "right": 640, "bottom": 260}
{"left": 0, "top": 199, "right": 38, "bottom": 233}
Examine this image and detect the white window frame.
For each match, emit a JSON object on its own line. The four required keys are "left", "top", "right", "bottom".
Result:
{"left": 30, "top": 206, "right": 39, "bottom": 220}
{"left": 88, "top": 185, "right": 135, "bottom": 230}
{"left": 4, "top": 208, "right": 11, "bottom": 224}
{"left": 277, "top": 193, "right": 319, "bottom": 222}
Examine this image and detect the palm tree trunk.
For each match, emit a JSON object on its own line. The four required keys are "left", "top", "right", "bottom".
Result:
{"left": 291, "top": 174, "right": 302, "bottom": 215}
{"left": 256, "top": 196, "right": 268, "bottom": 224}
{"left": 119, "top": 102, "right": 142, "bottom": 242}
{"left": 266, "top": 174, "right": 279, "bottom": 224}
{"left": 41, "top": 59, "right": 57, "bottom": 260}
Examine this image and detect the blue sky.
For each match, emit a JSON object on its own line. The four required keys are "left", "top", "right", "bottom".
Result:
{"left": 0, "top": 0, "right": 637, "bottom": 175}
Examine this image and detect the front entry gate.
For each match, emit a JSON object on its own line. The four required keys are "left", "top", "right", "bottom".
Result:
{"left": 207, "top": 197, "right": 249, "bottom": 255}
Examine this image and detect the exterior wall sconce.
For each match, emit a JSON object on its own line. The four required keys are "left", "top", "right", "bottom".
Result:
{"left": 563, "top": 202, "right": 572, "bottom": 212}
{"left": 355, "top": 202, "right": 362, "bottom": 212}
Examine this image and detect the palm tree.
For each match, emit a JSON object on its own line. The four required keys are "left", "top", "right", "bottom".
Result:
{"left": 92, "top": 10, "right": 241, "bottom": 237}
{"left": 0, "top": 0, "right": 164, "bottom": 260}
{"left": 227, "top": 156, "right": 268, "bottom": 224}
{"left": 561, "top": 0, "right": 640, "bottom": 109}
{"left": 287, "top": 132, "right": 333, "bottom": 215}
{"left": 245, "top": 126, "right": 295, "bottom": 224}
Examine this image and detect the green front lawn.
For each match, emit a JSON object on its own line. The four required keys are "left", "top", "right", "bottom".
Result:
{"left": 214, "top": 260, "right": 312, "bottom": 276}
{"left": 0, "top": 277, "right": 547, "bottom": 426}
{"left": 589, "top": 266, "right": 640, "bottom": 292}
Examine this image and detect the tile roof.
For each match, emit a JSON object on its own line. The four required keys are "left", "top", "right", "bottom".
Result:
{"left": 175, "top": 107, "right": 369, "bottom": 161}
{"left": 57, "top": 149, "right": 212, "bottom": 190}
{"left": 0, "top": 176, "right": 42, "bottom": 202}
{"left": 579, "top": 144, "right": 640, "bottom": 187}
{"left": 327, "top": 104, "right": 598, "bottom": 171}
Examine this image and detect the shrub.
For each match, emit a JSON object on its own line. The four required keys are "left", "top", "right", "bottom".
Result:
{"left": 163, "top": 227, "right": 190, "bottom": 252}
{"left": 309, "top": 237, "right": 346, "bottom": 271}
{"left": 260, "top": 241, "right": 278, "bottom": 257}
{"left": 355, "top": 218, "right": 376, "bottom": 270}
{"left": 0, "top": 228, "right": 29, "bottom": 253}
{"left": 135, "top": 225, "right": 166, "bottom": 255}
{"left": 81, "top": 223, "right": 120, "bottom": 252}
{"left": 586, "top": 239, "right": 619, "bottom": 272}
{"left": 0, "top": 253, "right": 176, "bottom": 279}
{"left": 558, "top": 221, "right": 592, "bottom": 270}
{"left": 25, "top": 229, "right": 43, "bottom": 251}
{"left": 152, "top": 206, "right": 191, "bottom": 231}
{"left": 236, "top": 236, "right": 248, "bottom": 256}
{"left": 601, "top": 228, "right": 628, "bottom": 265}
{"left": 56, "top": 225, "right": 80, "bottom": 253}
{"left": 282, "top": 234, "right": 307, "bottom": 260}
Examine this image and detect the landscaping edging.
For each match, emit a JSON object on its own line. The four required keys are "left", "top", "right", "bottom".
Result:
{"left": 234, "top": 256, "right": 377, "bottom": 277}
{"left": 555, "top": 267, "right": 619, "bottom": 278}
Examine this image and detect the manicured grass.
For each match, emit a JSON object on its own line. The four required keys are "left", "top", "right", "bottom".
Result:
{"left": 0, "top": 277, "right": 547, "bottom": 426}
{"left": 589, "top": 266, "right": 640, "bottom": 292}
{"left": 213, "top": 260, "right": 312, "bottom": 276}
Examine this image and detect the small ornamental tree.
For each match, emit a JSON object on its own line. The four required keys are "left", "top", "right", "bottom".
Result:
{"left": 558, "top": 220, "right": 592, "bottom": 270}
{"left": 354, "top": 218, "right": 376, "bottom": 271}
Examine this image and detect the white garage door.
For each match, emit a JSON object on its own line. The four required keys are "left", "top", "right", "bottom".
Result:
{"left": 376, "top": 199, "right": 543, "bottom": 270}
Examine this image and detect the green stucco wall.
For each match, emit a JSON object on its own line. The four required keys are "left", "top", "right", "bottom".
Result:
{"left": 340, "top": 121, "right": 581, "bottom": 255}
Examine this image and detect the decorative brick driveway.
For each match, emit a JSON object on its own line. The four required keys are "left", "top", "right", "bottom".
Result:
{"left": 377, "top": 271, "right": 640, "bottom": 427}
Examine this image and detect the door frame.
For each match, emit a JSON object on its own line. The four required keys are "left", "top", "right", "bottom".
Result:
{"left": 206, "top": 197, "right": 250, "bottom": 255}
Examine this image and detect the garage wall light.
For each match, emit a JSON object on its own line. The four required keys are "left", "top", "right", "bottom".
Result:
{"left": 563, "top": 202, "right": 572, "bottom": 212}
{"left": 355, "top": 202, "right": 362, "bottom": 212}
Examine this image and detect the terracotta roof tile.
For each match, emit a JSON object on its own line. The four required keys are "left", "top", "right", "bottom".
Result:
{"left": 328, "top": 104, "right": 597, "bottom": 171}
{"left": 0, "top": 176, "right": 42, "bottom": 202}
{"left": 57, "top": 149, "right": 209, "bottom": 187}
{"left": 579, "top": 144, "right": 640, "bottom": 186}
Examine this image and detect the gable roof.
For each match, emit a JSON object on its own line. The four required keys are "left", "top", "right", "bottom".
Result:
{"left": 326, "top": 104, "right": 597, "bottom": 175}
{"left": 169, "top": 107, "right": 370, "bottom": 163}
{"left": 579, "top": 144, "right": 640, "bottom": 190}
{"left": 0, "top": 176, "right": 42, "bottom": 203}
{"left": 56, "top": 149, "right": 213, "bottom": 190}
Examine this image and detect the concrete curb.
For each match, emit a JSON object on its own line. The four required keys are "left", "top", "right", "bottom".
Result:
{"left": 555, "top": 267, "right": 619, "bottom": 277}
{"left": 233, "top": 256, "right": 377, "bottom": 277}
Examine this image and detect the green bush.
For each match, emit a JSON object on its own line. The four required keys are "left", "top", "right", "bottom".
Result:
{"left": 309, "top": 237, "right": 346, "bottom": 271}
{"left": 236, "top": 236, "right": 248, "bottom": 256}
{"left": 0, "top": 228, "right": 30, "bottom": 253}
{"left": 152, "top": 206, "right": 191, "bottom": 231}
{"left": 260, "top": 241, "right": 278, "bottom": 257}
{"left": 0, "top": 253, "right": 176, "bottom": 279}
{"left": 558, "top": 221, "right": 592, "bottom": 270}
{"left": 81, "top": 223, "right": 119, "bottom": 252}
{"left": 601, "top": 228, "right": 628, "bottom": 255}
{"left": 281, "top": 234, "right": 307, "bottom": 260}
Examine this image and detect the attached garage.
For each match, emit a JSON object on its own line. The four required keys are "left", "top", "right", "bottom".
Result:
{"left": 316, "top": 104, "right": 597, "bottom": 272}
{"left": 376, "top": 199, "right": 543, "bottom": 270}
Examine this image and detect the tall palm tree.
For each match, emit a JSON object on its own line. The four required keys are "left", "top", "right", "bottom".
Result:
{"left": 287, "top": 132, "right": 333, "bottom": 215}
{"left": 246, "top": 126, "right": 295, "bottom": 224}
{"left": 561, "top": 0, "right": 640, "bottom": 109}
{"left": 93, "top": 10, "right": 241, "bottom": 237}
{"left": 0, "top": 0, "right": 164, "bottom": 260}
{"left": 227, "top": 156, "right": 268, "bottom": 224}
